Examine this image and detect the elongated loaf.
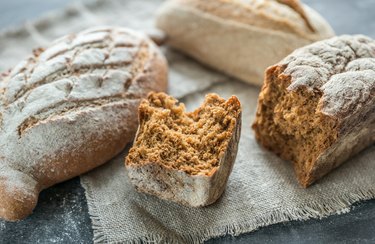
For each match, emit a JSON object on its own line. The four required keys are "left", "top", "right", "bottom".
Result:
{"left": 156, "top": 0, "right": 334, "bottom": 85}
{"left": 0, "top": 26, "right": 168, "bottom": 221}
{"left": 126, "top": 92, "right": 241, "bottom": 207}
{"left": 252, "top": 35, "right": 375, "bottom": 187}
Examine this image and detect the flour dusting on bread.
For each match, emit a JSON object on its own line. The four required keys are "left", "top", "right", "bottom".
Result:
{"left": 0, "top": 26, "right": 168, "bottom": 221}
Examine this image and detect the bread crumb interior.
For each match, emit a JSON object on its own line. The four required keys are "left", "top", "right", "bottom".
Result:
{"left": 127, "top": 92, "right": 241, "bottom": 175}
{"left": 253, "top": 66, "right": 338, "bottom": 185}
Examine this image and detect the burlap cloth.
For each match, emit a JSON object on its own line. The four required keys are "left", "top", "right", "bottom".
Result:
{"left": 0, "top": 0, "right": 374, "bottom": 243}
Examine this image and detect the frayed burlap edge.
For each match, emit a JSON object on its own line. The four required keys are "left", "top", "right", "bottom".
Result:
{"left": 80, "top": 176, "right": 109, "bottom": 243}
{"left": 80, "top": 178, "right": 375, "bottom": 244}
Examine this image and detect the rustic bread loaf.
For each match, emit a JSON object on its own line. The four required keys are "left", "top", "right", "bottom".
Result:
{"left": 125, "top": 92, "right": 241, "bottom": 207}
{"left": 156, "top": 0, "right": 334, "bottom": 86}
{"left": 252, "top": 35, "right": 375, "bottom": 187}
{"left": 0, "top": 26, "right": 168, "bottom": 221}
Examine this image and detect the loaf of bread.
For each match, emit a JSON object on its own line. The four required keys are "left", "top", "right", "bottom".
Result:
{"left": 125, "top": 92, "right": 241, "bottom": 207}
{"left": 156, "top": 0, "right": 335, "bottom": 86}
{"left": 0, "top": 26, "right": 168, "bottom": 221}
{"left": 252, "top": 35, "right": 375, "bottom": 187}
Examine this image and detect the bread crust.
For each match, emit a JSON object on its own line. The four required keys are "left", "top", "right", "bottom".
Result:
{"left": 126, "top": 95, "right": 241, "bottom": 207}
{"left": 156, "top": 0, "right": 334, "bottom": 85}
{"left": 253, "top": 35, "right": 375, "bottom": 187}
{"left": 0, "top": 26, "right": 168, "bottom": 221}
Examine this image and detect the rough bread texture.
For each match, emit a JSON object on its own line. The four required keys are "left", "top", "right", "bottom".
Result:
{"left": 126, "top": 92, "right": 241, "bottom": 207}
{"left": 156, "top": 0, "right": 334, "bottom": 86}
{"left": 0, "top": 26, "right": 168, "bottom": 221}
{"left": 252, "top": 35, "right": 375, "bottom": 187}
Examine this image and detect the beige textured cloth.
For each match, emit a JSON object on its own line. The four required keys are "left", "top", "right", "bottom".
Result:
{"left": 0, "top": 0, "right": 374, "bottom": 243}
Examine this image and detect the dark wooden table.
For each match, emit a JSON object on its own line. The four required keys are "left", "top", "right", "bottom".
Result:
{"left": 0, "top": 1, "right": 374, "bottom": 243}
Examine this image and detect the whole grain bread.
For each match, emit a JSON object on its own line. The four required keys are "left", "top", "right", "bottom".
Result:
{"left": 0, "top": 26, "right": 168, "bottom": 221}
{"left": 125, "top": 92, "right": 241, "bottom": 207}
{"left": 156, "top": 0, "right": 334, "bottom": 86}
{"left": 252, "top": 35, "right": 375, "bottom": 187}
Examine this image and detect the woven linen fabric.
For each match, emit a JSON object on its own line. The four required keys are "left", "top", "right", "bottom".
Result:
{"left": 0, "top": 0, "right": 373, "bottom": 243}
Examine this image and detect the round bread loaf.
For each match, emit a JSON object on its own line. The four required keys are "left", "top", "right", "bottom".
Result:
{"left": 0, "top": 26, "right": 168, "bottom": 221}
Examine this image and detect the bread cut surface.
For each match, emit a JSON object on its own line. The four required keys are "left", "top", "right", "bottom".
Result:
{"left": 252, "top": 35, "right": 375, "bottom": 187}
{"left": 126, "top": 92, "right": 241, "bottom": 207}
{"left": 0, "top": 26, "right": 168, "bottom": 221}
{"left": 156, "top": 0, "right": 334, "bottom": 85}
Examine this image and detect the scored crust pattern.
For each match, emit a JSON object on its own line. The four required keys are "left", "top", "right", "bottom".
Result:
{"left": 1, "top": 27, "right": 149, "bottom": 134}
{"left": 0, "top": 26, "right": 168, "bottom": 221}
{"left": 178, "top": 0, "right": 321, "bottom": 39}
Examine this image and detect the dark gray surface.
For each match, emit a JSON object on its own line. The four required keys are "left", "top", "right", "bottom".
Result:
{"left": 207, "top": 200, "right": 375, "bottom": 244}
{"left": 0, "top": 178, "right": 92, "bottom": 244}
{"left": 0, "top": 0, "right": 374, "bottom": 243}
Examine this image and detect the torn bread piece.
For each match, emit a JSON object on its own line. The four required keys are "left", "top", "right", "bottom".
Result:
{"left": 252, "top": 35, "right": 375, "bottom": 187}
{"left": 126, "top": 92, "right": 241, "bottom": 207}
